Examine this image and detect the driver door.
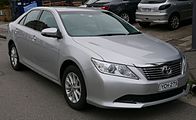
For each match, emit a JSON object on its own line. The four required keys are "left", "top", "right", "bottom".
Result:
{"left": 30, "top": 10, "right": 61, "bottom": 80}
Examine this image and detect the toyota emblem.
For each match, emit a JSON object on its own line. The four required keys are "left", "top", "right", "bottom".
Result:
{"left": 162, "top": 66, "right": 172, "bottom": 75}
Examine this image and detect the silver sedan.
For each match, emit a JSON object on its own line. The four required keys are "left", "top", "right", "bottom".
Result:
{"left": 7, "top": 7, "right": 189, "bottom": 110}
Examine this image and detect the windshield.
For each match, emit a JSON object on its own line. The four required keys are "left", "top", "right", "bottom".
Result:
{"left": 141, "top": 0, "right": 167, "bottom": 4}
{"left": 59, "top": 11, "right": 140, "bottom": 37}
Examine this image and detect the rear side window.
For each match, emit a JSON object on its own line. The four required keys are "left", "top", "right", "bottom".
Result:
{"left": 37, "top": 11, "right": 58, "bottom": 31}
{"left": 24, "top": 10, "right": 41, "bottom": 29}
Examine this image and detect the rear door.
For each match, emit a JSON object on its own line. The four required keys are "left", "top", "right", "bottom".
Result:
{"left": 123, "top": 0, "right": 140, "bottom": 12}
{"left": 176, "top": 0, "right": 192, "bottom": 20}
{"left": 122, "top": 0, "right": 140, "bottom": 18}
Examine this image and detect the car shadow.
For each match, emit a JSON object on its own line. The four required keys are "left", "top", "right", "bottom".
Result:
{"left": 21, "top": 66, "right": 64, "bottom": 94}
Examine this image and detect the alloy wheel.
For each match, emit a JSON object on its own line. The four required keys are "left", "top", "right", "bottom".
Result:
{"left": 65, "top": 72, "right": 82, "bottom": 103}
{"left": 10, "top": 47, "right": 18, "bottom": 67}
{"left": 170, "top": 16, "right": 180, "bottom": 30}
{"left": 120, "top": 13, "right": 130, "bottom": 22}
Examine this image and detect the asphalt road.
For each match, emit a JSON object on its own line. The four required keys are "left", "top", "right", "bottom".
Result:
{"left": 1, "top": 36, "right": 196, "bottom": 120}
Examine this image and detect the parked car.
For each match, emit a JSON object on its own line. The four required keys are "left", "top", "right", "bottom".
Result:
{"left": 136, "top": 0, "right": 192, "bottom": 30}
{"left": 81, "top": 0, "right": 141, "bottom": 23}
{"left": 8, "top": 7, "right": 189, "bottom": 110}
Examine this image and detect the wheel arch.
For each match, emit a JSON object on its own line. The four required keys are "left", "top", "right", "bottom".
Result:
{"left": 8, "top": 40, "right": 15, "bottom": 55}
{"left": 119, "top": 10, "right": 135, "bottom": 23}
{"left": 169, "top": 12, "right": 181, "bottom": 20}
{"left": 59, "top": 59, "right": 86, "bottom": 86}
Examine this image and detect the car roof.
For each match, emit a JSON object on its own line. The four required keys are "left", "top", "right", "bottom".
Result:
{"left": 34, "top": 7, "right": 101, "bottom": 12}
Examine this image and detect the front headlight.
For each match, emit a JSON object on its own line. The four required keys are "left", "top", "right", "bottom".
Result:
{"left": 182, "top": 54, "right": 187, "bottom": 75}
{"left": 91, "top": 58, "right": 139, "bottom": 80}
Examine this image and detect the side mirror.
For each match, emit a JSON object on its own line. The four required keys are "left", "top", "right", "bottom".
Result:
{"left": 41, "top": 28, "right": 62, "bottom": 39}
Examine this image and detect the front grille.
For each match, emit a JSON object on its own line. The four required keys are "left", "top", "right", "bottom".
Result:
{"left": 114, "top": 85, "right": 186, "bottom": 103}
{"left": 139, "top": 59, "right": 182, "bottom": 80}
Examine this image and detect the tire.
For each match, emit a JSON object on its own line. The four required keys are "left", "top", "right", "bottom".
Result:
{"left": 62, "top": 65, "right": 87, "bottom": 110}
{"left": 138, "top": 22, "right": 151, "bottom": 28}
{"left": 120, "top": 12, "right": 130, "bottom": 23}
{"left": 9, "top": 44, "right": 23, "bottom": 70}
{"left": 168, "top": 14, "right": 180, "bottom": 30}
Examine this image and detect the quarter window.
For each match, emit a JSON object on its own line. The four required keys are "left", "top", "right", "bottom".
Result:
{"left": 18, "top": 16, "right": 26, "bottom": 25}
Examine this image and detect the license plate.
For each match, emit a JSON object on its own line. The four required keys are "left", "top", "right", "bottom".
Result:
{"left": 141, "top": 8, "right": 151, "bottom": 12}
{"left": 159, "top": 80, "right": 178, "bottom": 91}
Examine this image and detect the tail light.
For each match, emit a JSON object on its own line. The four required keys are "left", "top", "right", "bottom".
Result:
{"left": 159, "top": 4, "right": 171, "bottom": 10}
{"left": 101, "top": 6, "right": 110, "bottom": 10}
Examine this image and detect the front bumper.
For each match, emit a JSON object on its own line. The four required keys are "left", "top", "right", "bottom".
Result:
{"left": 136, "top": 12, "right": 169, "bottom": 24}
{"left": 85, "top": 65, "right": 189, "bottom": 108}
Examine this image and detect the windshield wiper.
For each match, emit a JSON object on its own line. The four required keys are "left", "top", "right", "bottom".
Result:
{"left": 96, "top": 32, "right": 141, "bottom": 36}
{"left": 127, "top": 31, "right": 142, "bottom": 35}
{"left": 97, "top": 33, "right": 128, "bottom": 36}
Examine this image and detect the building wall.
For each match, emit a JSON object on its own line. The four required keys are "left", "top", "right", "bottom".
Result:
{"left": 0, "top": 6, "right": 11, "bottom": 21}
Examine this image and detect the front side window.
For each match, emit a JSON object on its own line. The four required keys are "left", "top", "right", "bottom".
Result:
{"left": 24, "top": 10, "right": 41, "bottom": 30}
{"left": 37, "top": 11, "right": 58, "bottom": 31}
{"left": 59, "top": 11, "right": 140, "bottom": 37}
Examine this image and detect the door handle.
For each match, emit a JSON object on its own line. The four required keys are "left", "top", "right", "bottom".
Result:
{"left": 14, "top": 29, "right": 18, "bottom": 34}
{"left": 31, "top": 36, "right": 37, "bottom": 42}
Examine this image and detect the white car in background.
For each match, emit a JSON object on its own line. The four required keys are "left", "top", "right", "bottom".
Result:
{"left": 136, "top": 0, "right": 192, "bottom": 30}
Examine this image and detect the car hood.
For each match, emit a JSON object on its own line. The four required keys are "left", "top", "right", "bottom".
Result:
{"left": 72, "top": 34, "right": 181, "bottom": 66}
